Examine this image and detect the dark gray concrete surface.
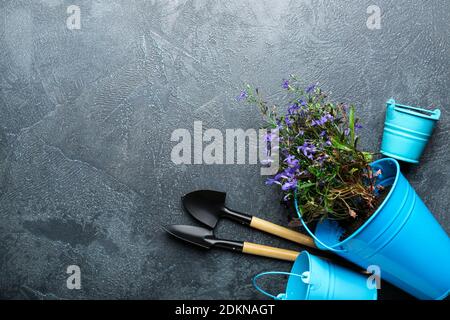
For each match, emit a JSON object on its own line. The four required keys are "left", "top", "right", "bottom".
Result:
{"left": 0, "top": 0, "right": 448, "bottom": 299}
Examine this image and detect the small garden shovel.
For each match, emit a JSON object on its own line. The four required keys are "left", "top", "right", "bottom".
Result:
{"left": 165, "top": 224, "right": 300, "bottom": 261}
{"left": 182, "top": 190, "right": 316, "bottom": 249}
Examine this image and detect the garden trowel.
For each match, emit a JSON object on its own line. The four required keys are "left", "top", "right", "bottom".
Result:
{"left": 181, "top": 190, "right": 316, "bottom": 249}
{"left": 165, "top": 224, "right": 300, "bottom": 262}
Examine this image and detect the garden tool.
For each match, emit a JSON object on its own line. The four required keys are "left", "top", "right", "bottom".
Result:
{"left": 182, "top": 190, "right": 316, "bottom": 249}
{"left": 165, "top": 224, "right": 300, "bottom": 262}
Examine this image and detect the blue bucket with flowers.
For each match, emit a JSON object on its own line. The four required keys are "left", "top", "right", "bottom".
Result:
{"left": 296, "top": 158, "right": 450, "bottom": 300}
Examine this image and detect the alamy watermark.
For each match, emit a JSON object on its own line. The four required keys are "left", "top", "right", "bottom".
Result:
{"left": 66, "top": 5, "right": 81, "bottom": 30}
{"left": 66, "top": 265, "right": 81, "bottom": 290}
{"left": 170, "top": 121, "right": 279, "bottom": 175}
{"left": 366, "top": 265, "right": 381, "bottom": 289}
{"left": 366, "top": 5, "right": 382, "bottom": 30}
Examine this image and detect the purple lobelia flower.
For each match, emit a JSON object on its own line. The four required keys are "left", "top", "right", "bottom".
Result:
{"left": 265, "top": 173, "right": 283, "bottom": 186}
{"left": 280, "top": 165, "right": 300, "bottom": 184}
{"left": 266, "top": 176, "right": 280, "bottom": 185}
{"left": 312, "top": 113, "right": 334, "bottom": 126}
{"left": 343, "top": 121, "right": 361, "bottom": 136}
{"left": 287, "top": 103, "right": 300, "bottom": 115}
{"left": 276, "top": 119, "right": 283, "bottom": 131}
{"left": 298, "top": 142, "right": 317, "bottom": 160}
{"left": 282, "top": 79, "right": 290, "bottom": 89}
{"left": 284, "top": 155, "right": 299, "bottom": 168}
{"left": 236, "top": 90, "right": 248, "bottom": 101}
{"left": 281, "top": 179, "right": 297, "bottom": 191}
{"left": 285, "top": 165, "right": 299, "bottom": 175}
{"left": 306, "top": 83, "right": 316, "bottom": 93}
{"left": 285, "top": 116, "right": 293, "bottom": 127}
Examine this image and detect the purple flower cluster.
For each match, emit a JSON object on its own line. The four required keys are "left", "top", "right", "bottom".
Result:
{"left": 266, "top": 153, "right": 305, "bottom": 191}
{"left": 311, "top": 113, "right": 334, "bottom": 127}
{"left": 287, "top": 100, "right": 306, "bottom": 115}
{"left": 306, "top": 83, "right": 316, "bottom": 93}
{"left": 265, "top": 173, "right": 282, "bottom": 186}
{"left": 266, "top": 170, "right": 298, "bottom": 191}
{"left": 285, "top": 155, "right": 299, "bottom": 168}
{"left": 319, "top": 130, "right": 332, "bottom": 147}
{"left": 285, "top": 116, "right": 293, "bottom": 127}
{"left": 298, "top": 141, "right": 317, "bottom": 160}
{"left": 237, "top": 78, "right": 375, "bottom": 222}
{"left": 287, "top": 103, "right": 298, "bottom": 115}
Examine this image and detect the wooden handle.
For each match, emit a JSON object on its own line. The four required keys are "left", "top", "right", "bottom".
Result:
{"left": 242, "top": 242, "right": 299, "bottom": 261}
{"left": 250, "top": 216, "right": 317, "bottom": 249}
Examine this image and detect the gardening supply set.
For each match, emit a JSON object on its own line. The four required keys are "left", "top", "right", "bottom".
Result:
{"left": 166, "top": 190, "right": 316, "bottom": 262}
{"left": 167, "top": 76, "right": 449, "bottom": 300}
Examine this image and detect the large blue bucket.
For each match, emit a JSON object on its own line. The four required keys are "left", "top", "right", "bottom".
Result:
{"left": 297, "top": 158, "right": 450, "bottom": 300}
{"left": 381, "top": 99, "right": 440, "bottom": 163}
{"left": 253, "top": 251, "right": 377, "bottom": 300}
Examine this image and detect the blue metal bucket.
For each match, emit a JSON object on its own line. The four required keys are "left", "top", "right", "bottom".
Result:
{"left": 381, "top": 99, "right": 440, "bottom": 163}
{"left": 297, "top": 158, "right": 450, "bottom": 300}
{"left": 253, "top": 251, "right": 377, "bottom": 300}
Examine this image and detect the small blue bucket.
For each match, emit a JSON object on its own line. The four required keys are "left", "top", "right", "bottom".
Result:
{"left": 381, "top": 99, "right": 440, "bottom": 163}
{"left": 253, "top": 251, "right": 377, "bottom": 300}
{"left": 296, "top": 158, "right": 450, "bottom": 300}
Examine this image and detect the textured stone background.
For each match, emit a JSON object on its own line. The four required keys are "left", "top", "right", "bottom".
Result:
{"left": 0, "top": 0, "right": 448, "bottom": 299}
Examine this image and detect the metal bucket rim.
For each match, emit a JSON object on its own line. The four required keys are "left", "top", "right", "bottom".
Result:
{"left": 387, "top": 99, "right": 441, "bottom": 121}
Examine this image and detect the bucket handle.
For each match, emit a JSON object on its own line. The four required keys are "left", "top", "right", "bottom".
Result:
{"left": 294, "top": 191, "right": 347, "bottom": 253}
{"left": 252, "top": 271, "right": 307, "bottom": 300}
{"left": 388, "top": 98, "right": 441, "bottom": 120}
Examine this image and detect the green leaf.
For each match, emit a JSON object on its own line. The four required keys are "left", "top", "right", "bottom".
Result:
{"left": 362, "top": 151, "right": 373, "bottom": 162}
{"left": 349, "top": 105, "right": 355, "bottom": 145}
{"left": 298, "top": 182, "right": 315, "bottom": 190}
{"left": 331, "top": 137, "right": 352, "bottom": 152}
